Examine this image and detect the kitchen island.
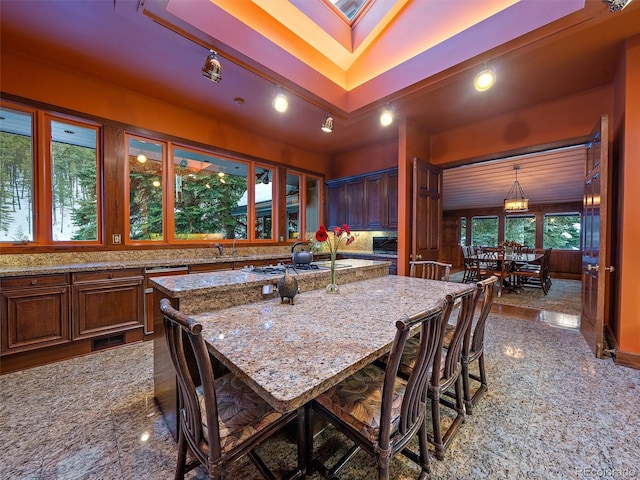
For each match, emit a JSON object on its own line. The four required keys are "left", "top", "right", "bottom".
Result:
{"left": 150, "top": 258, "right": 391, "bottom": 437}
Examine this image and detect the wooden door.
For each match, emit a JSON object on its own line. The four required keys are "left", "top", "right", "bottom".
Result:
{"left": 581, "top": 114, "right": 612, "bottom": 358}
{"left": 412, "top": 157, "right": 442, "bottom": 262}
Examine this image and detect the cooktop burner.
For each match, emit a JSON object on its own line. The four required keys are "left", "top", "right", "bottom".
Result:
{"left": 244, "top": 263, "right": 323, "bottom": 275}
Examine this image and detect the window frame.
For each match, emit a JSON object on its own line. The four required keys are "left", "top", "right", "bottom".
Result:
{"left": 0, "top": 101, "right": 103, "bottom": 247}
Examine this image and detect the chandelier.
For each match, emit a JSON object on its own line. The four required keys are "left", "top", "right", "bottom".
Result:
{"left": 504, "top": 166, "right": 529, "bottom": 212}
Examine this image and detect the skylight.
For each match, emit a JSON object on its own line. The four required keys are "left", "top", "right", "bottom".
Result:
{"left": 329, "top": 0, "right": 368, "bottom": 22}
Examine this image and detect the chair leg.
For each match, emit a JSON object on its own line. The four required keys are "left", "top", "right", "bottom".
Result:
{"left": 429, "top": 387, "right": 445, "bottom": 461}
{"left": 461, "top": 357, "right": 473, "bottom": 415}
{"left": 417, "top": 416, "right": 431, "bottom": 480}
{"left": 175, "top": 429, "right": 187, "bottom": 480}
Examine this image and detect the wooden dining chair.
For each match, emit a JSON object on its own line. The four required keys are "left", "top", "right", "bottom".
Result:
{"left": 512, "top": 247, "right": 552, "bottom": 294}
{"left": 159, "top": 298, "right": 301, "bottom": 480}
{"left": 391, "top": 287, "right": 479, "bottom": 460}
{"left": 409, "top": 260, "right": 452, "bottom": 281}
{"left": 310, "top": 300, "right": 448, "bottom": 480}
{"left": 443, "top": 276, "right": 497, "bottom": 414}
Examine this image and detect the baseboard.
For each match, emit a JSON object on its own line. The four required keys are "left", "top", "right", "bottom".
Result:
{"left": 614, "top": 350, "right": 640, "bottom": 370}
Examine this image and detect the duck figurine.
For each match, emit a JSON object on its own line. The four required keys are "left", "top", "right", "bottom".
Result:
{"left": 277, "top": 265, "right": 299, "bottom": 305}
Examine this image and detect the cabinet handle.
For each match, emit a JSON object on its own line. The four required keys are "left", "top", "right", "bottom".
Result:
{"left": 31, "top": 279, "right": 38, "bottom": 285}
{"left": 108, "top": 273, "right": 113, "bottom": 279}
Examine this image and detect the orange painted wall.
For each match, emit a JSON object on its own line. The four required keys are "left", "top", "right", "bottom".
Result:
{"left": 1, "top": 51, "right": 331, "bottom": 175}
{"left": 616, "top": 36, "right": 640, "bottom": 356}
{"left": 429, "top": 85, "right": 614, "bottom": 165}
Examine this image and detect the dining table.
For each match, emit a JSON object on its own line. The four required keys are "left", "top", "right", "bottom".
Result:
{"left": 474, "top": 251, "right": 544, "bottom": 296}
{"left": 188, "top": 274, "right": 473, "bottom": 473}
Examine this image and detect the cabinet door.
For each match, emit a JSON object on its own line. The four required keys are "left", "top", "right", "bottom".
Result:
{"left": 387, "top": 170, "right": 398, "bottom": 229}
{"left": 1, "top": 286, "right": 70, "bottom": 354}
{"left": 365, "top": 174, "right": 388, "bottom": 228}
{"left": 72, "top": 278, "right": 144, "bottom": 340}
{"left": 326, "top": 181, "right": 346, "bottom": 228}
{"left": 346, "top": 178, "right": 365, "bottom": 229}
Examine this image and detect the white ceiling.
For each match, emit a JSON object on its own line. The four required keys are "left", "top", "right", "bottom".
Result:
{"left": 442, "top": 145, "right": 586, "bottom": 211}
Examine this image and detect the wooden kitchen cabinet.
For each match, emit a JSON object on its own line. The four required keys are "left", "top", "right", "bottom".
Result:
{"left": 1, "top": 274, "right": 71, "bottom": 355}
{"left": 71, "top": 268, "right": 144, "bottom": 340}
{"left": 326, "top": 168, "right": 398, "bottom": 230}
{"left": 346, "top": 177, "right": 365, "bottom": 229}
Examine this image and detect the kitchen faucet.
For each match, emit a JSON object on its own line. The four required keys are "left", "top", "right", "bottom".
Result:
{"left": 214, "top": 243, "right": 224, "bottom": 256}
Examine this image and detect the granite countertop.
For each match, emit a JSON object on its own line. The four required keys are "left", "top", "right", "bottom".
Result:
{"left": 150, "top": 258, "right": 390, "bottom": 298}
{"left": 340, "top": 250, "right": 398, "bottom": 259}
{"left": 0, "top": 250, "right": 395, "bottom": 278}
{"left": 193, "top": 275, "right": 472, "bottom": 412}
{"left": 0, "top": 253, "right": 295, "bottom": 278}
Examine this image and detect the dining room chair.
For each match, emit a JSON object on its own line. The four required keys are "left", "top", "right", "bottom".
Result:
{"left": 392, "top": 287, "right": 478, "bottom": 460}
{"left": 310, "top": 300, "right": 448, "bottom": 480}
{"left": 409, "top": 260, "right": 452, "bottom": 281}
{"left": 443, "top": 276, "right": 498, "bottom": 415}
{"left": 159, "top": 298, "right": 301, "bottom": 480}
{"left": 512, "top": 247, "right": 552, "bottom": 294}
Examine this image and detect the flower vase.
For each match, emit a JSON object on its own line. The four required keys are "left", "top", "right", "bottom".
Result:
{"left": 326, "top": 252, "right": 339, "bottom": 293}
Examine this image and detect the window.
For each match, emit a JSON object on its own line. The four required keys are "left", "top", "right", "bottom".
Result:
{"left": 128, "top": 136, "right": 165, "bottom": 241}
{"left": 254, "top": 166, "right": 274, "bottom": 240}
{"left": 460, "top": 217, "right": 467, "bottom": 246}
{"left": 544, "top": 213, "right": 581, "bottom": 250}
{"left": 0, "top": 106, "right": 34, "bottom": 242}
{"left": 1, "top": 104, "right": 101, "bottom": 245}
{"left": 505, "top": 215, "right": 536, "bottom": 247}
{"left": 173, "top": 147, "right": 248, "bottom": 241}
{"left": 286, "top": 173, "right": 301, "bottom": 239}
{"left": 305, "top": 175, "right": 321, "bottom": 240}
{"left": 471, "top": 216, "right": 498, "bottom": 246}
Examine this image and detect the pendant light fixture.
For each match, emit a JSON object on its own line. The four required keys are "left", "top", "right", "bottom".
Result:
{"left": 504, "top": 166, "right": 529, "bottom": 212}
{"left": 202, "top": 49, "right": 222, "bottom": 83}
{"left": 321, "top": 113, "right": 334, "bottom": 133}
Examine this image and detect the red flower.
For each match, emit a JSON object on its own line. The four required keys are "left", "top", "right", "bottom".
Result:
{"left": 315, "top": 229, "right": 328, "bottom": 243}
{"left": 314, "top": 223, "right": 353, "bottom": 254}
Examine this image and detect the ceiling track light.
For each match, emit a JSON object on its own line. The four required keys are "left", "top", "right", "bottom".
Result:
{"left": 602, "top": 0, "right": 633, "bottom": 11}
{"left": 379, "top": 106, "right": 394, "bottom": 127}
{"left": 321, "top": 112, "right": 334, "bottom": 133}
{"left": 474, "top": 65, "right": 496, "bottom": 92}
{"left": 273, "top": 88, "right": 288, "bottom": 113}
{"left": 202, "top": 49, "right": 222, "bottom": 83}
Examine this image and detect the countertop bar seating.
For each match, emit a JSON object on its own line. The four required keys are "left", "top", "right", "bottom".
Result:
{"left": 151, "top": 259, "right": 472, "bottom": 477}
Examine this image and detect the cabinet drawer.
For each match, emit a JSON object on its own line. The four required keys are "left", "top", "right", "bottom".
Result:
{"left": 1, "top": 274, "right": 69, "bottom": 290}
{"left": 72, "top": 268, "right": 144, "bottom": 283}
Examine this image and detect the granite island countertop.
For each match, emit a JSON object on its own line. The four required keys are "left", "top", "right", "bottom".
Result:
{"left": 150, "top": 258, "right": 391, "bottom": 314}
{"left": 192, "top": 275, "right": 472, "bottom": 412}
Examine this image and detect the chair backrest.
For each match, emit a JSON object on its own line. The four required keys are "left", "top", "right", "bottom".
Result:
{"left": 160, "top": 298, "right": 222, "bottom": 464}
{"left": 466, "top": 276, "right": 498, "bottom": 357}
{"left": 432, "top": 287, "right": 480, "bottom": 385}
{"left": 409, "top": 260, "right": 452, "bottom": 281}
{"left": 379, "top": 300, "right": 447, "bottom": 450}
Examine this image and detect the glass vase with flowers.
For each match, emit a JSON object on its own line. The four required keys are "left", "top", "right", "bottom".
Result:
{"left": 314, "top": 224, "right": 355, "bottom": 293}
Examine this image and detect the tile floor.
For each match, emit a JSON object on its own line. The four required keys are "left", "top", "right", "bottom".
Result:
{"left": 2, "top": 307, "right": 639, "bottom": 480}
